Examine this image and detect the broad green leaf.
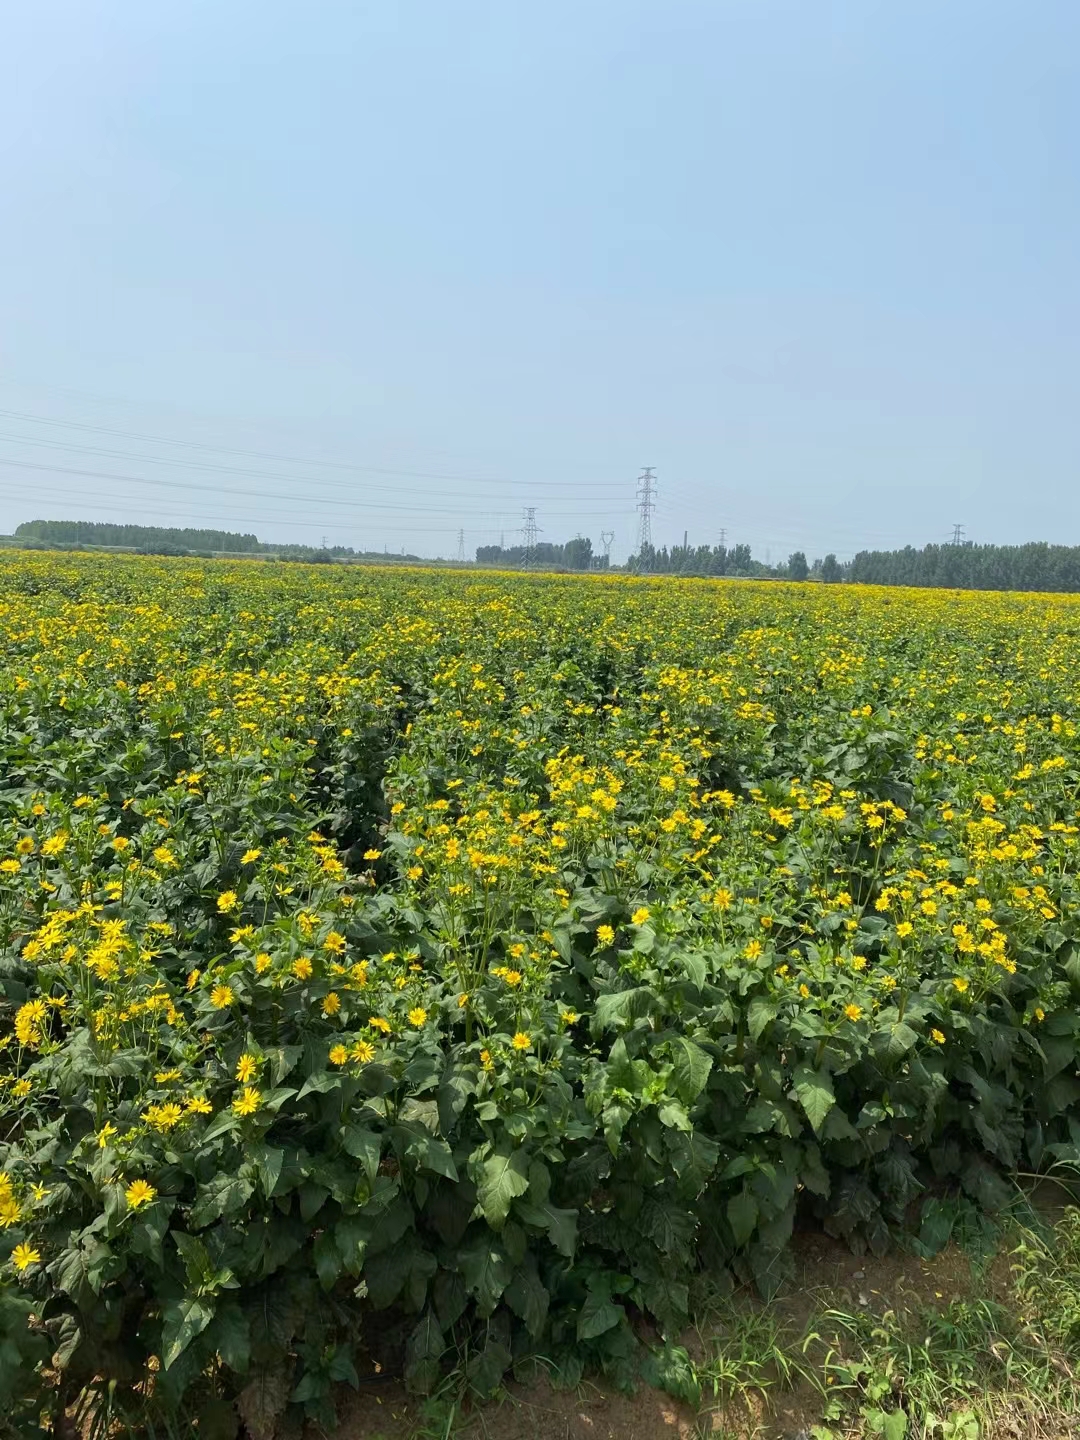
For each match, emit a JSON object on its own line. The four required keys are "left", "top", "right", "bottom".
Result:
{"left": 162, "top": 1295, "right": 215, "bottom": 1369}
{"left": 577, "top": 1289, "right": 623, "bottom": 1341}
{"left": 792, "top": 1064, "right": 835, "bottom": 1135}
{"left": 189, "top": 1173, "right": 255, "bottom": 1230}
{"left": 748, "top": 995, "right": 778, "bottom": 1042}
{"left": 458, "top": 1237, "right": 512, "bottom": 1315}
{"left": 342, "top": 1125, "right": 381, "bottom": 1184}
{"left": 404, "top": 1310, "right": 445, "bottom": 1395}
{"left": 515, "top": 1200, "right": 578, "bottom": 1257}
{"left": 505, "top": 1264, "right": 549, "bottom": 1337}
{"left": 476, "top": 1147, "right": 529, "bottom": 1228}
{"left": 727, "top": 1187, "right": 759, "bottom": 1247}
{"left": 669, "top": 1036, "right": 713, "bottom": 1104}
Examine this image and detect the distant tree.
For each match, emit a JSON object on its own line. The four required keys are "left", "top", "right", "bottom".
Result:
{"left": 788, "top": 551, "right": 809, "bottom": 581}
{"left": 821, "top": 553, "right": 841, "bottom": 583}
{"left": 564, "top": 536, "right": 593, "bottom": 571}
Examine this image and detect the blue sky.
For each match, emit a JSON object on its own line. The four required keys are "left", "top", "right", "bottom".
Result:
{"left": 0, "top": 1, "right": 1077, "bottom": 561}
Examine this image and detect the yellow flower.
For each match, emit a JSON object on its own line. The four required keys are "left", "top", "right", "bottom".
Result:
{"left": 97, "top": 1122, "right": 118, "bottom": 1149}
{"left": 125, "top": 1179, "right": 156, "bottom": 1210}
{"left": 292, "top": 957, "right": 313, "bottom": 980}
{"left": 329, "top": 1044, "right": 349, "bottom": 1066}
{"left": 952, "top": 977, "right": 969, "bottom": 994}
{"left": 12, "top": 1078, "right": 31, "bottom": 1098}
{"left": 322, "top": 991, "right": 341, "bottom": 1016}
{"left": 560, "top": 1010, "right": 579, "bottom": 1025}
{"left": 11, "top": 1243, "right": 41, "bottom": 1272}
{"left": 408, "top": 1007, "right": 428, "bottom": 1028}
{"left": 323, "top": 931, "right": 346, "bottom": 955}
{"left": 210, "top": 984, "right": 235, "bottom": 1009}
{"left": 232, "top": 1086, "right": 262, "bottom": 1116}
{"left": 363, "top": 848, "right": 382, "bottom": 861}
{"left": 843, "top": 1004, "right": 862, "bottom": 1022}
{"left": 235, "top": 1053, "right": 259, "bottom": 1083}
{"left": 15, "top": 837, "right": 35, "bottom": 855}
{"left": 596, "top": 924, "right": 615, "bottom": 947}
{"left": 480, "top": 1048, "right": 494, "bottom": 1071}
{"left": 512, "top": 1032, "right": 532, "bottom": 1051}
{"left": 630, "top": 906, "right": 651, "bottom": 926}
{"left": 0, "top": 858, "right": 20, "bottom": 874}
{"left": 744, "top": 940, "right": 764, "bottom": 960}
{"left": 41, "top": 833, "right": 68, "bottom": 857}
{"left": 154, "top": 1069, "right": 181, "bottom": 1084}
{"left": 1033, "top": 1007, "right": 1045, "bottom": 1023}
{"left": 185, "top": 1096, "right": 212, "bottom": 1114}
{"left": 351, "top": 1040, "right": 375, "bottom": 1063}
{"left": 185, "top": 968, "right": 200, "bottom": 990}
{"left": 240, "top": 848, "right": 262, "bottom": 864}
{"left": 370, "top": 1016, "right": 392, "bottom": 1034}
{"left": 931, "top": 1029, "right": 946, "bottom": 1044}
{"left": 217, "top": 890, "right": 239, "bottom": 914}
{"left": 799, "top": 983, "right": 811, "bottom": 999}
{"left": 896, "top": 922, "right": 914, "bottom": 938}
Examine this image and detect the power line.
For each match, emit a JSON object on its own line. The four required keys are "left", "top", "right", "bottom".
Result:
{"left": 635, "top": 467, "right": 656, "bottom": 553}
{"left": 0, "top": 407, "right": 628, "bottom": 492}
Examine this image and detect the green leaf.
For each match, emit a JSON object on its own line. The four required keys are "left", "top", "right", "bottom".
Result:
{"left": 252, "top": 1145, "right": 284, "bottom": 1198}
{"left": 189, "top": 1173, "right": 255, "bottom": 1229}
{"left": 875, "top": 1021, "right": 919, "bottom": 1062}
{"left": 505, "top": 1263, "right": 550, "bottom": 1337}
{"left": 162, "top": 1295, "right": 215, "bottom": 1369}
{"left": 210, "top": 1301, "right": 251, "bottom": 1374}
{"left": 577, "top": 1288, "right": 623, "bottom": 1341}
{"left": 640, "top": 1342, "right": 702, "bottom": 1407}
{"left": 669, "top": 1036, "right": 713, "bottom": 1104}
{"left": 748, "top": 995, "right": 778, "bottom": 1042}
{"left": 458, "top": 1237, "right": 512, "bottom": 1315}
{"left": 404, "top": 1310, "right": 445, "bottom": 1395}
{"left": 792, "top": 1064, "right": 836, "bottom": 1135}
{"left": 727, "top": 1188, "right": 759, "bottom": 1247}
{"left": 314, "top": 1229, "right": 342, "bottom": 1290}
{"left": 515, "top": 1200, "right": 578, "bottom": 1257}
{"left": 476, "top": 1147, "right": 529, "bottom": 1228}
{"left": 342, "top": 1125, "right": 381, "bottom": 1184}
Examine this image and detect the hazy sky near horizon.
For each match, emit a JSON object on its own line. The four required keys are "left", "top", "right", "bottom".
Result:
{"left": 1, "top": 1, "right": 1078, "bottom": 562}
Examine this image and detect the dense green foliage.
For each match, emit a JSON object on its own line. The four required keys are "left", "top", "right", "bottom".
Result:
{"left": 15, "top": 520, "right": 263, "bottom": 552}
{"left": 848, "top": 541, "right": 1080, "bottom": 591}
{"left": 1, "top": 556, "right": 1080, "bottom": 1434}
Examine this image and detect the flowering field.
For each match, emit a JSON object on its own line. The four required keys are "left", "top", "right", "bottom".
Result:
{"left": 2, "top": 552, "right": 1080, "bottom": 1432}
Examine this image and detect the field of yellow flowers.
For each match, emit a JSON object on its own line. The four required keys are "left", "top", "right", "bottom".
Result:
{"left": 1, "top": 551, "right": 1079, "bottom": 1433}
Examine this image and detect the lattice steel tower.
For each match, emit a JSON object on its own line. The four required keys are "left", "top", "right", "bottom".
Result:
{"left": 521, "top": 506, "right": 539, "bottom": 567}
{"left": 636, "top": 468, "right": 657, "bottom": 553}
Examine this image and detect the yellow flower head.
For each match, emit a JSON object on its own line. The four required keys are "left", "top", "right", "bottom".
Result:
{"left": 235, "top": 1052, "right": 259, "bottom": 1083}
{"left": 596, "top": 924, "right": 615, "bottom": 947}
{"left": 931, "top": 1029, "right": 946, "bottom": 1044}
{"left": 408, "top": 1007, "right": 428, "bottom": 1028}
{"left": 232, "top": 1086, "right": 262, "bottom": 1116}
{"left": 240, "top": 849, "right": 262, "bottom": 865}
{"left": 844, "top": 1004, "right": 862, "bottom": 1022}
{"left": 322, "top": 991, "right": 341, "bottom": 1016}
{"left": 352, "top": 1039, "right": 375, "bottom": 1064}
{"left": 631, "top": 906, "right": 651, "bottom": 926}
{"left": 11, "top": 1243, "right": 41, "bottom": 1272}
{"left": 329, "top": 1044, "right": 349, "bottom": 1066}
{"left": 512, "top": 1031, "right": 532, "bottom": 1051}
{"left": 292, "top": 957, "right": 313, "bottom": 980}
{"left": 217, "top": 890, "right": 239, "bottom": 914}
{"left": 210, "top": 984, "right": 235, "bottom": 1009}
{"left": 125, "top": 1179, "right": 156, "bottom": 1210}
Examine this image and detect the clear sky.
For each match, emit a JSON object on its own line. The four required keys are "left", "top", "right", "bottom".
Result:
{"left": 1, "top": 1, "right": 1077, "bottom": 562}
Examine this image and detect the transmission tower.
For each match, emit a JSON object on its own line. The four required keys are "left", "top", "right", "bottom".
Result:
{"left": 456, "top": 527, "right": 465, "bottom": 562}
{"left": 718, "top": 527, "right": 727, "bottom": 547}
{"left": 600, "top": 529, "right": 615, "bottom": 564}
{"left": 951, "top": 523, "right": 965, "bottom": 545}
{"left": 635, "top": 467, "right": 656, "bottom": 553}
{"left": 521, "top": 507, "right": 540, "bottom": 568}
